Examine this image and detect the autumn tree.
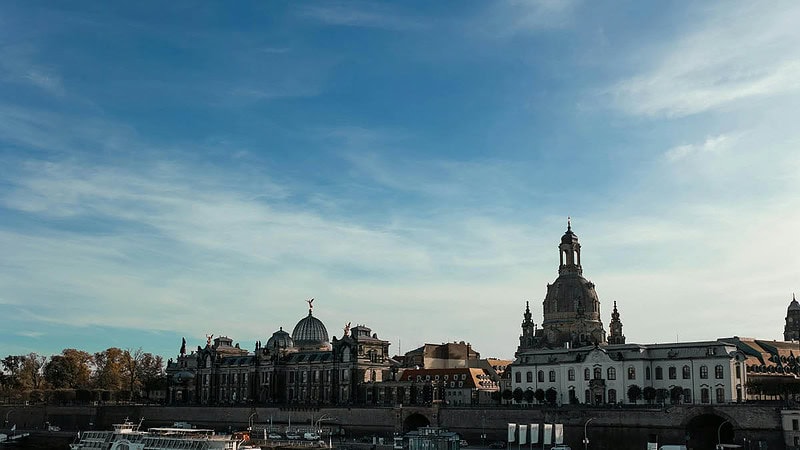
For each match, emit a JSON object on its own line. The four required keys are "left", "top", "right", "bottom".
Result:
{"left": 94, "top": 347, "right": 126, "bottom": 392}
{"left": 121, "top": 348, "right": 165, "bottom": 400}
{"left": 122, "top": 348, "right": 145, "bottom": 399}
{"left": 138, "top": 353, "right": 165, "bottom": 394}
{"left": 20, "top": 353, "right": 47, "bottom": 390}
{"left": 44, "top": 349, "right": 93, "bottom": 389}
{"left": 1, "top": 356, "right": 23, "bottom": 389}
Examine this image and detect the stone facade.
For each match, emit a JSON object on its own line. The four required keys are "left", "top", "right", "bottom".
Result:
{"left": 167, "top": 304, "right": 393, "bottom": 406}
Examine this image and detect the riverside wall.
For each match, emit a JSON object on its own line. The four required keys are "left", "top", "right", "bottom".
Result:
{"left": 0, "top": 404, "right": 786, "bottom": 450}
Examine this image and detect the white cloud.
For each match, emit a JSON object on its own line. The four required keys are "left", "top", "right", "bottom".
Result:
{"left": 609, "top": 3, "right": 800, "bottom": 117}
{"left": 664, "top": 134, "right": 735, "bottom": 162}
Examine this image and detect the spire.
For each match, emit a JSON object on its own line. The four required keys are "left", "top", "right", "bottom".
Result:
{"left": 523, "top": 301, "right": 532, "bottom": 324}
{"left": 517, "top": 301, "right": 538, "bottom": 355}
{"left": 608, "top": 301, "right": 626, "bottom": 345}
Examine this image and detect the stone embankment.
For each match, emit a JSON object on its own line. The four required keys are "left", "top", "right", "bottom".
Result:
{"left": 0, "top": 404, "right": 785, "bottom": 450}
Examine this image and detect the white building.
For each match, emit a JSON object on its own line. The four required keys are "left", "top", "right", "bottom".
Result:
{"left": 512, "top": 340, "right": 747, "bottom": 405}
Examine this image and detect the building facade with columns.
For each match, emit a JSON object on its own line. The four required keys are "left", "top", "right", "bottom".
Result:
{"left": 167, "top": 302, "right": 393, "bottom": 406}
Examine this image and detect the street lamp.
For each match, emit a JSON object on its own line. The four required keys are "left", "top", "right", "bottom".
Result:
{"left": 248, "top": 412, "right": 257, "bottom": 431}
{"left": 583, "top": 418, "right": 595, "bottom": 450}
{"left": 717, "top": 420, "right": 730, "bottom": 450}
{"left": 4, "top": 410, "right": 13, "bottom": 429}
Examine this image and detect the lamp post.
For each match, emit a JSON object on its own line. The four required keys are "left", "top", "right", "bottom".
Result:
{"left": 717, "top": 420, "right": 730, "bottom": 450}
{"left": 4, "top": 409, "right": 13, "bottom": 429}
{"left": 248, "top": 412, "right": 257, "bottom": 431}
{"left": 583, "top": 418, "right": 595, "bottom": 450}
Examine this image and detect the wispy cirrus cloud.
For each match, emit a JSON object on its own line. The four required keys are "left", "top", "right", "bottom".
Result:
{"left": 608, "top": 3, "right": 800, "bottom": 117}
{"left": 0, "top": 44, "right": 65, "bottom": 96}
{"left": 298, "top": 2, "right": 428, "bottom": 31}
{"left": 475, "top": 0, "right": 580, "bottom": 38}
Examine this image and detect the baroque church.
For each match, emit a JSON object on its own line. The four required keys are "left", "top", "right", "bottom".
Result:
{"left": 517, "top": 219, "right": 623, "bottom": 354}
{"left": 511, "top": 221, "right": 800, "bottom": 406}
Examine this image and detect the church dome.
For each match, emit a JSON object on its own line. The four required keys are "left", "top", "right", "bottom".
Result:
{"left": 544, "top": 273, "right": 601, "bottom": 319}
{"left": 561, "top": 227, "right": 578, "bottom": 245}
{"left": 292, "top": 310, "right": 330, "bottom": 350}
{"left": 789, "top": 296, "right": 800, "bottom": 312}
{"left": 266, "top": 327, "right": 294, "bottom": 350}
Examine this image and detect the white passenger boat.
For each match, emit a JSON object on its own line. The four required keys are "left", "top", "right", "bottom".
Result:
{"left": 70, "top": 419, "right": 243, "bottom": 450}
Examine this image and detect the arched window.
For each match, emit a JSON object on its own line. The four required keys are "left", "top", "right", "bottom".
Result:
{"left": 538, "top": 370, "right": 545, "bottom": 382}
{"left": 627, "top": 367, "right": 636, "bottom": 380}
{"left": 682, "top": 365, "right": 691, "bottom": 379}
{"left": 645, "top": 367, "right": 651, "bottom": 380}
{"left": 568, "top": 368, "right": 575, "bottom": 381}
{"left": 700, "top": 365, "right": 708, "bottom": 379}
{"left": 526, "top": 371, "right": 533, "bottom": 383}
{"left": 584, "top": 368, "right": 590, "bottom": 380}
{"left": 608, "top": 389, "right": 617, "bottom": 404}
{"left": 584, "top": 389, "right": 591, "bottom": 404}
{"left": 668, "top": 366, "right": 676, "bottom": 379}
{"left": 715, "top": 387, "right": 725, "bottom": 403}
{"left": 549, "top": 370, "right": 556, "bottom": 382}
{"left": 715, "top": 365, "right": 724, "bottom": 379}
{"left": 515, "top": 372, "right": 521, "bottom": 383}
{"left": 593, "top": 367, "right": 602, "bottom": 379}
{"left": 655, "top": 367, "right": 663, "bottom": 380}
{"left": 683, "top": 388, "right": 692, "bottom": 403}
{"left": 701, "top": 388, "right": 710, "bottom": 403}
{"left": 607, "top": 367, "right": 616, "bottom": 380}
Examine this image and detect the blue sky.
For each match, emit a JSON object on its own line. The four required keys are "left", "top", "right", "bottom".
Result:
{"left": 1, "top": 1, "right": 798, "bottom": 361}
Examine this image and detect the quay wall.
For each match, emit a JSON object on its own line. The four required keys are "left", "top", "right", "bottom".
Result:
{"left": 0, "top": 404, "right": 785, "bottom": 450}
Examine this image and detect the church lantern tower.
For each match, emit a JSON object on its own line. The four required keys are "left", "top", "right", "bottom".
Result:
{"left": 608, "top": 301, "right": 626, "bottom": 345}
{"left": 784, "top": 294, "right": 800, "bottom": 341}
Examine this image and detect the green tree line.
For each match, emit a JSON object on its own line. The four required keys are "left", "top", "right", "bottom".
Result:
{"left": 0, "top": 347, "right": 165, "bottom": 404}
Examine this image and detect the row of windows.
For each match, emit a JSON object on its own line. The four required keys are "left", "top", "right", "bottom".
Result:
{"left": 574, "top": 387, "right": 725, "bottom": 404}
{"left": 516, "top": 364, "right": 730, "bottom": 383}
{"left": 414, "top": 374, "right": 469, "bottom": 382}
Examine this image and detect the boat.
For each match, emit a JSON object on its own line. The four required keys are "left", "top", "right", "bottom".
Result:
{"left": 70, "top": 419, "right": 243, "bottom": 450}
